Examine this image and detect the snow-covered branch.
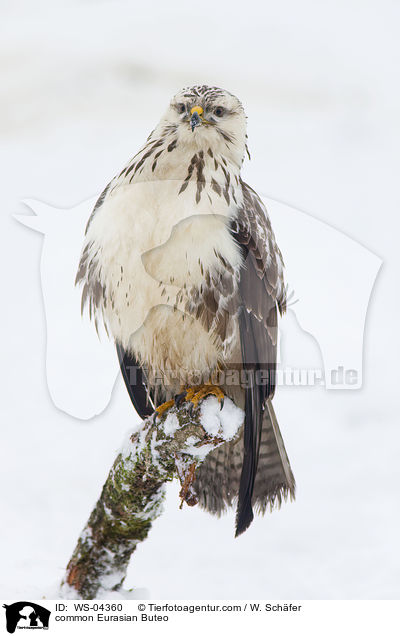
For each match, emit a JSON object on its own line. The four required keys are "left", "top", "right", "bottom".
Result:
{"left": 60, "top": 396, "right": 243, "bottom": 599}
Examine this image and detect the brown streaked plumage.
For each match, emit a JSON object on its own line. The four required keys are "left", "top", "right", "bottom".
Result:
{"left": 75, "top": 85, "right": 295, "bottom": 536}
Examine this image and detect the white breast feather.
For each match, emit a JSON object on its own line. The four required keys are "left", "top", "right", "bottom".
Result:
{"left": 82, "top": 143, "right": 244, "bottom": 382}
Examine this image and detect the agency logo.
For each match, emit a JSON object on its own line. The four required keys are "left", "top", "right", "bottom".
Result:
{"left": 2, "top": 603, "right": 50, "bottom": 634}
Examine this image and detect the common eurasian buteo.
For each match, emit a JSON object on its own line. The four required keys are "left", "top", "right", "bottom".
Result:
{"left": 76, "top": 84, "right": 295, "bottom": 535}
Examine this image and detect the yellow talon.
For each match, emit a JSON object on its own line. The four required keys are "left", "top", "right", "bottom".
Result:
{"left": 185, "top": 383, "right": 225, "bottom": 409}
{"left": 155, "top": 398, "right": 175, "bottom": 418}
{"left": 156, "top": 384, "right": 225, "bottom": 419}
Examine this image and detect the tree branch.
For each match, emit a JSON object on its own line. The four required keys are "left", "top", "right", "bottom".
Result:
{"left": 60, "top": 396, "right": 243, "bottom": 599}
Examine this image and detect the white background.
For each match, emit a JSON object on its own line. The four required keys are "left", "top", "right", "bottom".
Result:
{"left": 0, "top": 0, "right": 399, "bottom": 601}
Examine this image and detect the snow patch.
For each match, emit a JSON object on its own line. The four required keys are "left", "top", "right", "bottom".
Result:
{"left": 59, "top": 581, "right": 149, "bottom": 600}
{"left": 119, "top": 426, "right": 141, "bottom": 460}
{"left": 163, "top": 412, "right": 180, "bottom": 436}
{"left": 98, "top": 569, "right": 127, "bottom": 591}
{"left": 200, "top": 396, "right": 243, "bottom": 441}
{"left": 184, "top": 442, "right": 216, "bottom": 460}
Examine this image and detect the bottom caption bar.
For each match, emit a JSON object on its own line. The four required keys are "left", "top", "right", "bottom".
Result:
{"left": 0, "top": 600, "right": 397, "bottom": 634}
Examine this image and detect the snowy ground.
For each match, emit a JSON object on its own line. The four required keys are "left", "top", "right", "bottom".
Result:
{"left": 1, "top": 0, "right": 399, "bottom": 599}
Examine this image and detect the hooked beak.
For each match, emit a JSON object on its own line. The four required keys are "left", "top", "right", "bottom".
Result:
{"left": 190, "top": 106, "right": 203, "bottom": 132}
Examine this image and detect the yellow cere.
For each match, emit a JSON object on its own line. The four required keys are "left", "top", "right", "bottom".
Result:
{"left": 190, "top": 106, "right": 203, "bottom": 116}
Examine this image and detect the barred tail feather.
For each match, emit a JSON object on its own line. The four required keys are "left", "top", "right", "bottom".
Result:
{"left": 193, "top": 399, "right": 295, "bottom": 532}
{"left": 252, "top": 400, "right": 295, "bottom": 514}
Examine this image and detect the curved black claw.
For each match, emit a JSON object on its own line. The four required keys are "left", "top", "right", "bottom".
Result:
{"left": 174, "top": 390, "right": 187, "bottom": 408}
{"left": 220, "top": 398, "right": 224, "bottom": 411}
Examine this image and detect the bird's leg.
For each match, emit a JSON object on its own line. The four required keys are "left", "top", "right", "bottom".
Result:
{"left": 185, "top": 383, "right": 225, "bottom": 410}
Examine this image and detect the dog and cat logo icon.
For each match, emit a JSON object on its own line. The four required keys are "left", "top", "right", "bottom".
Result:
{"left": 2, "top": 603, "right": 50, "bottom": 633}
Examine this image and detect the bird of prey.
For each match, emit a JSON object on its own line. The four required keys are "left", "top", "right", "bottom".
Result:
{"left": 76, "top": 84, "right": 295, "bottom": 536}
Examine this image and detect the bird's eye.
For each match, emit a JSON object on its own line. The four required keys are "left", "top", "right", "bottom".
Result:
{"left": 177, "top": 103, "right": 186, "bottom": 114}
{"left": 214, "top": 106, "right": 225, "bottom": 117}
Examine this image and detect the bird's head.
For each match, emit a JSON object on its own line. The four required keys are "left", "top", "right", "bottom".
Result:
{"left": 158, "top": 85, "right": 247, "bottom": 167}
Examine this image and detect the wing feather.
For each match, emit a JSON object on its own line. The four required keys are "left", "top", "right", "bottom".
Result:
{"left": 116, "top": 344, "right": 155, "bottom": 419}
{"left": 231, "top": 180, "right": 288, "bottom": 535}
